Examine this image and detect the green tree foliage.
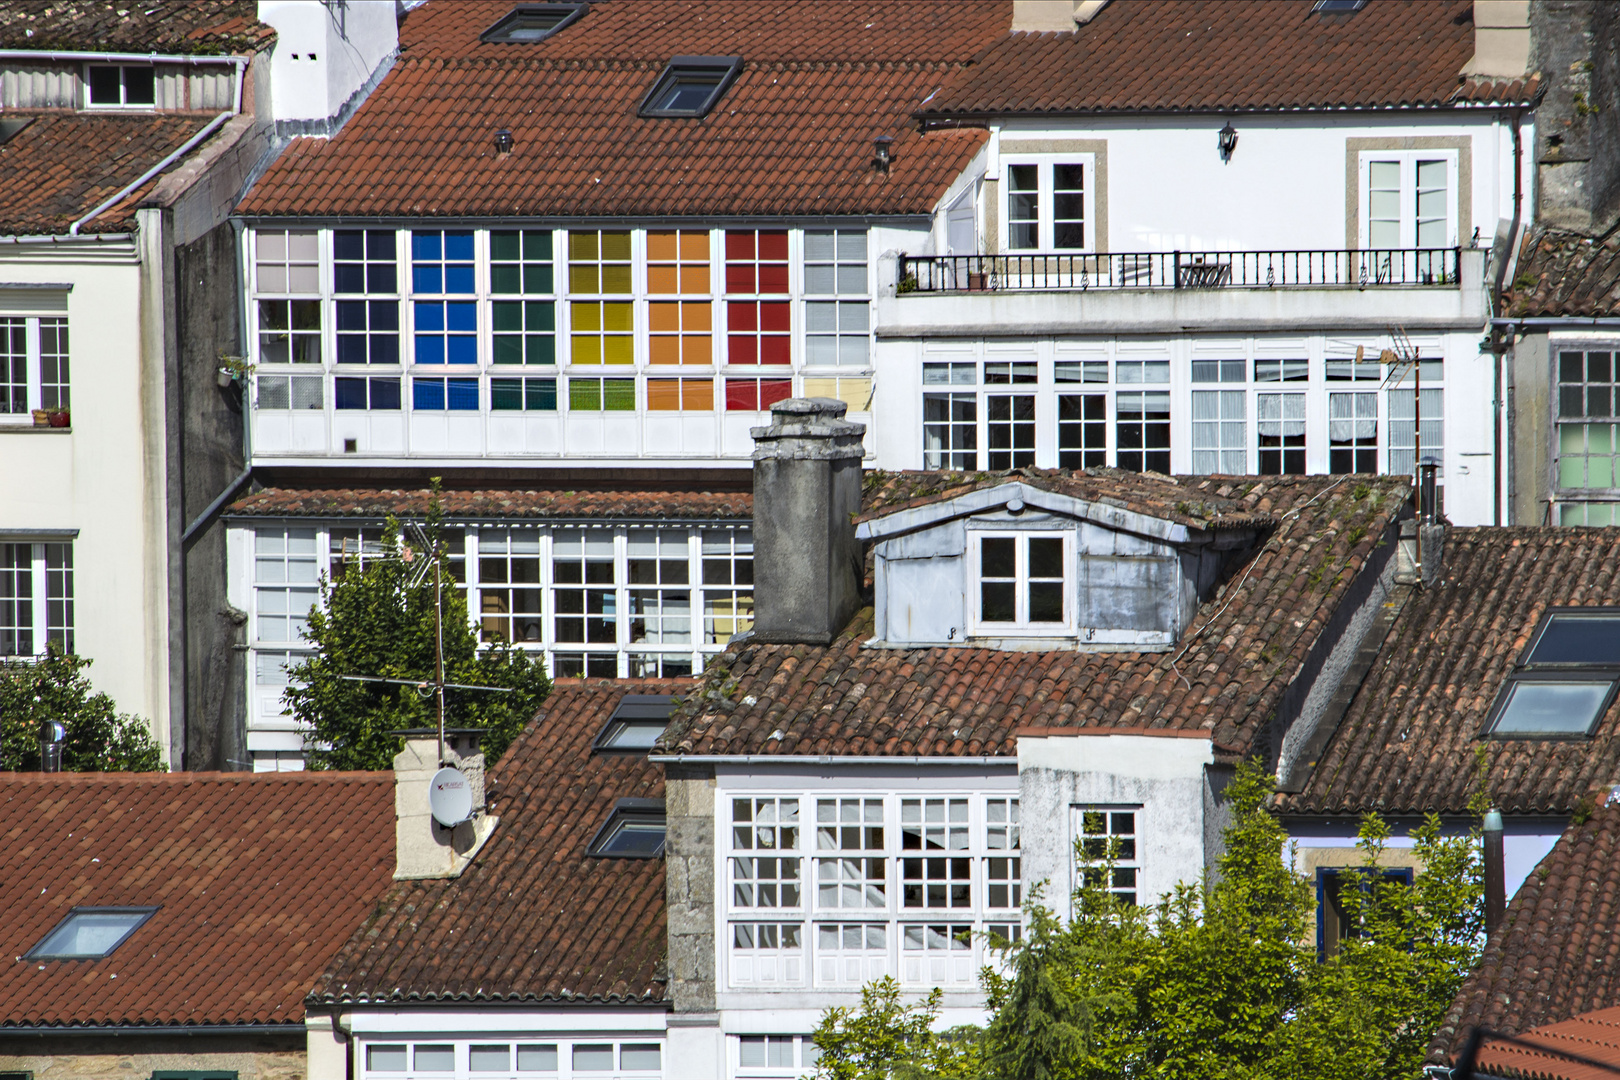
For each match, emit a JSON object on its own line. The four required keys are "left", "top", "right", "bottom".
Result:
{"left": 812, "top": 761, "right": 1484, "bottom": 1080}
{"left": 284, "top": 499, "right": 550, "bottom": 771}
{"left": 0, "top": 645, "right": 163, "bottom": 771}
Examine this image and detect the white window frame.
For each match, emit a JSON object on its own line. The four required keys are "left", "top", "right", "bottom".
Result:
{"left": 0, "top": 313, "right": 70, "bottom": 424}
{"left": 0, "top": 538, "right": 73, "bottom": 658}
{"left": 1357, "top": 150, "right": 1459, "bottom": 250}
{"left": 83, "top": 63, "right": 157, "bottom": 109}
{"left": 966, "top": 529, "right": 1073, "bottom": 637}
{"left": 360, "top": 1036, "right": 665, "bottom": 1079}
{"left": 1001, "top": 155, "right": 1096, "bottom": 253}
{"left": 1073, "top": 803, "right": 1144, "bottom": 905}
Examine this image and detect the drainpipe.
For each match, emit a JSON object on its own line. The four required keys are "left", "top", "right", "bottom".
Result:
{"left": 1490, "top": 110, "right": 1525, "bottom": 525}
{"left": 69, "top": 111, "right": 232, "bottom": 235}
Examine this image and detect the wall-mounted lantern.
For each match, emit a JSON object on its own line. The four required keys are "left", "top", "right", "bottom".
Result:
{"left": 1218, "top": 121, "right": 1238, "bottom": 162}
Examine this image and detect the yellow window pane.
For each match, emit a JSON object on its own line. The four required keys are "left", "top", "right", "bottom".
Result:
{"left": 569, "top": 266, "right": 601, "bottom": 294}
{"left": 647, "top": 231, "right": 678, "bottom": 262}
{"left": 573, "top": 302, "right": 602, "bottom": 331}
{"left": 681, "top": 335, "right": 712, "bottom": 365}
{"left": 571, "top": 336, "right": 603, "bottom": 365}
{"left": 678, "top": 231, "right": 709, "bottom": 261}
{"left": 604, "top": 335, "right": 634, "bottom": 365}
{"left": 839, "top": 377, "right": 873, "bottom": 410}
{"left": 648, "top": 265, "right": 680, "bottom": 294}
{"left": 682, "top": 378, "right": 714, "bottom": 410}
{"left": 602, "top": 302, "right": 634, "bottom": 332}
{"left": 679, "top": 265, "right": 710, "bottom": 293}
{"left": 569, "top": 231, "right": 599, "bottom": 260}
{"left": 601, "top": 231, "right": 632, "bottom": 261}
{"left": 802, "top": 377, "right": 837, "bottom": 399}
{"left": 650, "top": 336, "right": 682, "bottom": 365}
{"left": 601, "top": 264, "right": 633, "bottom": 294}
{"left": 650, "top": 302, "right": 681, "bottom": 333}
{"left": 648, "top": 379, "right": 681, "bottom": 410}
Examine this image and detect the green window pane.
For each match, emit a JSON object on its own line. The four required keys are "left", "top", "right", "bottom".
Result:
{"left": 525, "top": 301, "right": 555, "bottom": 331}
{"left": 492, "top": 377, "right": 523, "bottom": 410}
{"left": 493, "top": 301, "right": 524, "bottom": 332}
{"left": 601, "top": 264, "right": 632, "bottom": 294}
{"left": 522, "top": 231, "right": 549, "bottom": 259}
{"left": 526, "top": 378, "right": 557, "bottom": 411}
{"left": 603, "top": 379, "right": 635, "bottom": 410}
{"left": 1592, "top": 454, "right": 1616, "bottom": 489}
{"left": 493, "top": 336, "right": 524, "bottom": 365}
{"left": 491, "top": 231, "right": 521, "bottom": 261}
{"left": 570, "top": 379, "right": 603, "bottom": 410}
{"left": 525, "top": 335, "right": 555, "bottom": 365}
{"left": 1561, "top": 424, "right": 1588, "bottom": 454}
{"left": 491, "top": 264, "right": 522, "bottom": 294}
{"left": 1591, "top": 424, "right": 1614, "bottom": 454}
{"left": 523, "top": 264, "right": 554, "bottom": 293}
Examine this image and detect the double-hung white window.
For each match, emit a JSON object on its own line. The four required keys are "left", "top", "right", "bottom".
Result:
{"left": 1004, "top": 157, "right": 1094, "bottom": 252}
{"left": 971, "top": 532, "right": 1069, "bottom": 633}
{"left": 0, "top": 314, "right": 69, "bottom": 423}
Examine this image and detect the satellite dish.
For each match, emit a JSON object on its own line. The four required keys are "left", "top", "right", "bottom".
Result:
{"left": 428, "top": 766, "right": 473, "bottom": 828}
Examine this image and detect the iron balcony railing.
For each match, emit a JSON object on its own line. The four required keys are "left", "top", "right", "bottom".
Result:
{"left": 896, "top": 248, "right": 1462, "bottom": 294}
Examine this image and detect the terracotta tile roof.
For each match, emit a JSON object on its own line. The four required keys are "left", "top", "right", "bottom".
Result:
{"left": 861, "top": 468, "right": 1283, "bottom": 531}
{"left": 237, "top": 0, "right": 1007, "bottom": 220}
{"left": 1429, "top": 796, "right": 1620, "bottom": 1064}
{"left": 657, "top": 474, "right": 1410, "bottom": 759}
{"left": 1280, "top": 528, "right": 1620, "bottom": 817}
{"left": 311, "top": 681, "right": 680, "bottom": 1005}
{"left": 0, "top": 0, "right": 273, "bottom": 53}
{"left": 918, "top": 0, "right": 1536, "bottom": 118}
{"left": 225, "top": 486, "right": 752, "bottom": 521}
{"left": 1502, "top": 227, "right": 1620, "bottom": 319}
{"left": 1473, "top": 1006, "right": 1620, "bottom": 1080}
{"left": 0, "top": 112, "right": 222, "bottom": 235}
{"left": 0, "top": 771, "right": 393, "bottom": 1029}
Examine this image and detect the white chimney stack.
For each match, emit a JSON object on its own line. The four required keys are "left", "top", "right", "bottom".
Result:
{"left": 1462, "top": 0, "right": 1531, "bottom": 78}
{"left": 393, "top": 730, "right": 497, "bottom": 881}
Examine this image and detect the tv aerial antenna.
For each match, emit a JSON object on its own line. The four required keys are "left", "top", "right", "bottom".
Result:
{"left": 334, "top": 521, "right": 513, "bottom": 778}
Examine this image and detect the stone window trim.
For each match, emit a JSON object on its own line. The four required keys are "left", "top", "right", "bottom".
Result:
{"left": 1343, "top": 136, "right": 1471, "bottom": 252}
{"left": 984, "top": 138, "right": 1109, "bottom": 256}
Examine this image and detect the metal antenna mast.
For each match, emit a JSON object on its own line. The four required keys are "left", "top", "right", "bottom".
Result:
{"left": 335, "top": 523, "right": 512, "bottom": 767}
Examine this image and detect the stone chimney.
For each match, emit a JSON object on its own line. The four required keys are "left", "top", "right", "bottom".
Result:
{"left": 1529, "top": 0, "right": 1620, "bottom": 232}
{"left": 393, "top": 729, "right": 497, "bottom": 881}
{"left": 1462, "top": 0, "right": 1531, "bottom": 77}
{"left": 1011, "top": 0, "right": 1109, "bottom": 32}
{"left": 750, "top": 398, "right": 866, "bottom": 645}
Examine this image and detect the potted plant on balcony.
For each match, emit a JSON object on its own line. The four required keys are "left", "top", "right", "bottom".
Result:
{"left": 46, "top": 408, "right": 69, "bottom": 427}
{"left": 217, "top": 352, "right": 254, "bottom": 388}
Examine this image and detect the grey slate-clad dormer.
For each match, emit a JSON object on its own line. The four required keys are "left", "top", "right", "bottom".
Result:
{"left": 856, "top": 481, "right": 1259, "bottom": 649}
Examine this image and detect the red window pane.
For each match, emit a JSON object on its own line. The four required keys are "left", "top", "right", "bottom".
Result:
{"left": 725, "top": 378, "right": 759, "bottom": 410}
{"left": 727, "top": 301, "right": 791, "bottom": 365}
{"left": 757, "top": 231, "right": 788, "bottom": 261}
{"left": 759, "top": 378, "right": 792, "bottom": 407}
{"left": 758, "top": 335, "right": 791, "bottom": 365}
{"left": 727, "top": 303, "right": 758, "bottom": 332}
{"left": 759, "top": 302, "right": 790, "bottom": 332}
{"left": 725, "top": 230, "right": 789, "bottom": 295}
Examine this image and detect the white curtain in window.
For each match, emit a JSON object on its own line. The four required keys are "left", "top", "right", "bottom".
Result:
{"left": 1328, "top": 392, "right": 1377, "bottom": 441}
{"left": 1257, "top": 393, "right": 1305, "bottom": 438}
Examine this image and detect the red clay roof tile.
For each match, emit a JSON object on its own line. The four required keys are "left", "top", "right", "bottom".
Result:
{"left": 310, "top": 681, "right": 680, "bottom": 1004}
{"left": 225, "top": 486, "right": 752, "bottom": 521}
{"left": 0, "top": 771, "right": 393, "bottom": 1029}
{"left": 1503, "top": 227, "right": 1620, "bottom": 319}
{"left": 0, "top": 0, "right": 273, "bottom": 53}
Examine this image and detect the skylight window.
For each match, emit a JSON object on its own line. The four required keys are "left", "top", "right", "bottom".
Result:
{"left": 480, "top": 3, "right": 587, "bottom": 43}
{"left": 25, "top": 907, "right": 156, "bottom": 960}
{"left": 587, "top": 798, "right": 666, "bottom": 858}
{"left": 593, "top": 694, "right": 674, "bottom": 752}
{"left": 1484, "top": 608, "right": 1620, "bottom": 738}
{"left": 638, "top": 56, "right": 743, "bottom": 119}
{"left": 1312, "top": 0, "right": 1367, "bottom": 11}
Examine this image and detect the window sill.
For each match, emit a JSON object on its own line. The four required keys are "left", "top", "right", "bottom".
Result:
{"left": 0, "top": 424, "right": 72, "bottom": 434}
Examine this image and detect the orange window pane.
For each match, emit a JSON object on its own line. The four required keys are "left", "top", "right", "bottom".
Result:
{"left": 649, "top": 229, "right": 711, "bottom": 295}
{"left": 681, "top": 377, "right": 714, "bottom": 410}
{"left": 649, "top": 301, "right": 713, "bottom": 365}
{"left": 647, "top": 379, "right": 682, "bottom": 410}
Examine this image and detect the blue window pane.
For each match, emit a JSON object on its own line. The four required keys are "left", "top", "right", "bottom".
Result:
{"left": 366, "top": 231, "right": 395, "bottom": 259}
{"left": 413, "top": 378, "right": 445, "bottom": 410}
{"left": 445, "top": 231, "right": 474, "bottom": 261}
{"left": 367, "top": 264, "right": 397, "bottom": 293}
{"left": 447, "top": 378, "right": 478, "bottom": 410}
{"left": 416, "top": 337, "right": 446, "bottom": 365}
{"left": 372, "top": 336, "right": 399, "bottom": 365}
{"left": 337, "top": 336, "right": 367, "bottom": 364}
{"left": 445, "top": 264, "right": 475, "bottom": 294}
{"left": 334, "top": 231, "right": 364, "bottom": 260}
{"left": 370, "top": 301, "right": 399, "bottom": 331}
{"left": 337, "top": 301, "right": 367, "bottom": 331}
{"left": 335, "top": 377, "right": 367, "bottom": 410}
{"left": 412, "top": 231, "right": 442, "bottom": 260}
{"left": 334, "top": 265, "right": 365, "bottom": 293}
{"left": 415, "top": 303, "right": 445, "bottom": 332}
{"left": 527, "top": 378, "right": 557, "bottom": 411}
{"left": 371, "top": 378, "right": 400, "bottom": 409}
{"left": 413, "top": 266, "right": 443, "bottom": 294}
{"left": 446, "top": 302, "right": 477, "bottom": 332}
{"left": 446, "top": 336, "right": 477, "bottom": 365}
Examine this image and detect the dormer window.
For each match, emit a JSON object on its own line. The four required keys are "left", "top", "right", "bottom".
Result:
{"left": 86, "top": 65, "right": 155, "bottom": 109}
{"left": 480, "top": 3, "right": 587, "bottom": 44}
{"left": 638, "top": 56, "right": 743, "bottom": 118}
{"left": 973, "top": 532, "right": 1068, "bottom": 632}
